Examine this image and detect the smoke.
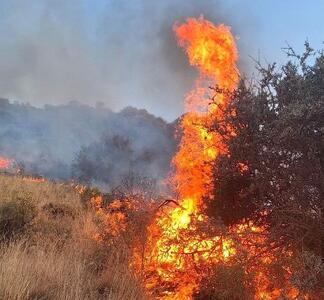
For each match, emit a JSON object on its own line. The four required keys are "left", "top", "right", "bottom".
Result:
{"left": 0, "top": 0, "right": 257, "bottom": 121}
{"left": 0, "top": 1, "right": 105, "bottom": 109}
{"left": 0, "top": 1, "right": 258, "bottom": 187}
{"left": 0, "top": 98, "right": 176, "bottom": 185}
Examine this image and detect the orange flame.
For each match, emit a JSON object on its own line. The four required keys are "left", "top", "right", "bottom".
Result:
{"left": 86, "top": 17, "right": 306, "bottom": 299}
{"left": 133, "top": 17, "right": 303, "bottom": 300}
{"left": 172, "top": 17, "right": 238, "bottom": 207}
{"left": 0, "top": 155, "right": 47, "bottom": 183}
{"left": 0, "top": 156, "right": 11, "bottom": 169}
{"left": 137, "top": 17, "right": 239, "bottom": 299}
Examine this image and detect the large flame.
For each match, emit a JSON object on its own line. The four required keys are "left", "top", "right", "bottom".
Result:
{"left": 0, "top": 18, "right": 308, "bottom": 298}
{"left": 134, "top": 17, "right": 302, "bottom": 300}
{"left": 87, "top": 17, "right": 306, "bottom": 299}
{"left": 138, "top": 17, "right": 239, "bottom": 299}
{"left": 172, "top": 17, "right": 238, "bottom": 209}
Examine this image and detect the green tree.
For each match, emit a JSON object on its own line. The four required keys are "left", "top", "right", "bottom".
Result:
{"left": 208, "top": 44, "right": 324, "bottom": 263}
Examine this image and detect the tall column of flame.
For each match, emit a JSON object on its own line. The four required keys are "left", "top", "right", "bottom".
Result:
{"left": 172, "top": 17, "right": 239, "bottom": 213}
{"left": 141, "top": 17, "right": 239, "bottom": 299}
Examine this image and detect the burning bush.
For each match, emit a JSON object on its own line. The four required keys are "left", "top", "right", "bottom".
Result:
{"left": 1, "top": 13, "right": 324, "bottom": 300}
{"left": 206, "top": 43, "right": 324, "bottom": 297}
{"left": 75, "top": 18, "right": 320, "bottom": 299}
{"left": 86, "top": 172, "right": 158, "bottom": 262}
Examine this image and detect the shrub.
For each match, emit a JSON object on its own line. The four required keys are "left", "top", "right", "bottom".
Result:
{"left": 0, "top": 175, "right": 146, "bottom": 299}
{"left": 0, "top": 193, "right": 36, "bottom": 242}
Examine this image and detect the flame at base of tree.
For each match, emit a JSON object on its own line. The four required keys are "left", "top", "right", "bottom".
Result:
{"left": 138, "top": 17, "right": 240, "bottom": 298}
{"left": 85, "top": 17, "right": 308, "bottom": 299}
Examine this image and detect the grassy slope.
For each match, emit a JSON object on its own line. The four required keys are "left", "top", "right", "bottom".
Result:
{"left": 0, "top": 174, "right": 145, "bottom": 300}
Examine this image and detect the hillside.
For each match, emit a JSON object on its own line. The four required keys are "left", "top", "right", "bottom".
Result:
{"left": 0, "top": 174, "right": 144, "bottom": 300}
{"left": 0, "top": 99, "right": 176, "bottom": 187}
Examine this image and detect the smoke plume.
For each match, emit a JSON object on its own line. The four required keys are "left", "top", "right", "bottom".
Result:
{"left": 0, "top": 0, "right": 256, "bottom": 120}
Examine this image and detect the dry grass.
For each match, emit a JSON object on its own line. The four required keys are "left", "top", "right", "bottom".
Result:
{"left": 0, "top": 174, "right": 81, "bottom": 209}
{"left": 0, "top": 174, "right": 146, "bottom": 300}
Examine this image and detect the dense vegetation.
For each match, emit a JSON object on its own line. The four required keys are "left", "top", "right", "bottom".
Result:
{"left": 0, "top": 174, "right": 145, "bottom": 299}
{"left": 207, "top": 44, "right": 324, "bottom": 296}
{"left": 1, "top": 46, "right": 324, "bottom": 299}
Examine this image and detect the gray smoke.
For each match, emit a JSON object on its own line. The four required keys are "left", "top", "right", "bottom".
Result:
{"left": 0, "top": 98, "right": 176, "bottom": 187}
{"left": 0, "top": 1, "right": 258, "bottom": 187}
{"left": 0, "top": 0, "right": 257, "bottom": 121}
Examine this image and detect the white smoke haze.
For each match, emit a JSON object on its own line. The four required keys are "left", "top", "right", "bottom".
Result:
{"left": 0, "top": 0, "right": 257, "bottom": 120}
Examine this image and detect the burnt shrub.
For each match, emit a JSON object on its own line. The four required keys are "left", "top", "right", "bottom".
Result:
{"left": 0, "top": 193, "right": 36, "bottom": 242}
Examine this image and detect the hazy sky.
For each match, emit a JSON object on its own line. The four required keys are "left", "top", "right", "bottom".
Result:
{"left": 0, "top": 0, "right": 323, "bottom": 120}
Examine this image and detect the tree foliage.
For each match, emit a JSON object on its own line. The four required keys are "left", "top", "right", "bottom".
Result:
{"left": 208, "top": 44, "right": 324, "bottom": 265}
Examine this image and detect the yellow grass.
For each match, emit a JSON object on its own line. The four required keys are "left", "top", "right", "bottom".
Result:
{"left": 0, "top": 174, "right": 146, "bottom": 300}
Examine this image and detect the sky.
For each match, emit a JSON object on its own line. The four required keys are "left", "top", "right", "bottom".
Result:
{"left": 0, "top": 0, "right": 323, "bottom": 121}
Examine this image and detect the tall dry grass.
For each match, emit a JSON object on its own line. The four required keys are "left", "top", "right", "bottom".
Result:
{"left": 0, "top": 174, "right": 146, "bottom": 300}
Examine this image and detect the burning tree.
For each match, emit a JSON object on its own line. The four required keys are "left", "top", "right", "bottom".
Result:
{"left": 134, "top": 17, "right": 240, "bottom": 299}
{"left": 207, "top": 43, "right": 324, "bottom": 298}
{"left": 84, "top": 18, "right": 322, "bottom": 300}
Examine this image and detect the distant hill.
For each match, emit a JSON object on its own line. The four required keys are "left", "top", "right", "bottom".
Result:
{"left": 0, "top": 98, "right": 177, "bottom": 188}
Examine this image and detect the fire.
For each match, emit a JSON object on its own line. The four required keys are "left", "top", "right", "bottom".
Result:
{"left": 90, "top": 195, "right": 128, "bottom": 238}
{"left": 137, "top": 17, "right": 239, "bottom": 299}
{"left": 172, "top": 17, "right": 238, "bottom": 206}
{"left": 0, "top": 156, "right": 11, "bottom": 169}
{"left": 0, "top": 155, "right": 47, "bottom": 183}
{"left": 130, "top": 17, "right": 303, "bottom": 299}
{"left": 85, "top": 17, "right": 307, "bottom": 299}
